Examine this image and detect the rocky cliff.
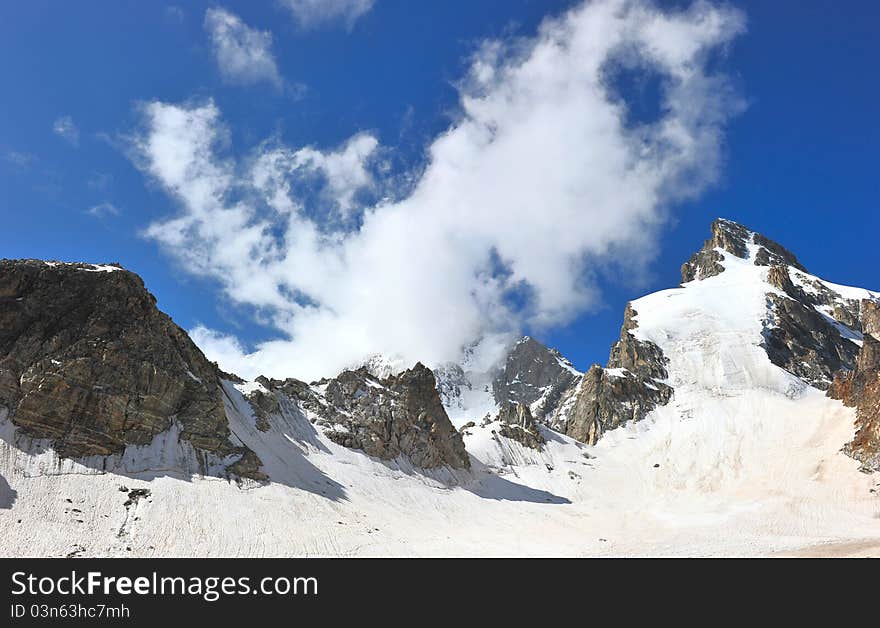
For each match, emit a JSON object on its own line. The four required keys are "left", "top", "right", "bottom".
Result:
{"left": 0, "top": 259, "right": 265, "bottom": 480}
{"left": 829, "top": 300, "right": 880, "bottom": 472}
{"left": 494, "top": 401, "right": 545, "bottom": 450}
{"left": 242, "top": 364, "right": 470, "bottom": 470}
{"left": 763, "top": 265, "right": 861, "bottom": 388}
{"left": 490, "top": 337, "right": 581, "bottom": 421}
{"left": 552, "top": 304, "right": 673, "bottom": 444}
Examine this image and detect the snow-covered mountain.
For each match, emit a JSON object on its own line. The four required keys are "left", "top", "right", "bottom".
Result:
{"left": 1, "top": 219, "right": 879, "bottom": 557}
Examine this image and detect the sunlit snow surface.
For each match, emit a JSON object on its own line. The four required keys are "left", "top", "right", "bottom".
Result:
{"left": 1, "top": 252, "right": 879, "bottom": 556}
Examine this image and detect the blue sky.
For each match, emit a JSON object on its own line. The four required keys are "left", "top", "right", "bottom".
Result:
{"left": 1, "top": 0, "right": 878, "bottom": 378}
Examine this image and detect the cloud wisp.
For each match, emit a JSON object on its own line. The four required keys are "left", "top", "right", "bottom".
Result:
{"left": 279, "top": 0, "right": 374, "bottom": 30}
{"left": 133, "top": 0, "right": 746, "bottom": 381}
{"left": 204, "top": 8, "right": 283, "bottom": 88}
{"left": 53, "top": 116, "right": 79, "bottom": 146}
{"left": 86, "top": 202, "right": 121, "bottom": 218}
{"left": 3, "top": 151, "right": 36, "bottom": 169}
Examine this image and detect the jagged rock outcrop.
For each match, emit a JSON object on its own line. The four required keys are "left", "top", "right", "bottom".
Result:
{"left": 256, "top": 364, "right": 470, "bottom": 469}
{"left": 494, "top": 402, "right": 545, "bottom": 449}
{"left": 681, "top": 218, "right": 750, "bottom": 282}
{"left": 761, "top": 264, "right": 861, "bottom": 389}
{"left": 680, "top": 220, "right": 862, "bottom": 390}
{"left": 492, "top": 336, "right": 581, "bottom": 421}
{"left": 763, "top": 292, "right": 860, "bottom": 389}
{"left": 751, "top": 232, "right": 807, "bottom": 272}
{"left": 245, "top": 377, "right": 280, "bottom": 432}
{"left": 829, "top": 300, "right": 880, "bottom": 472}
{"left": 784, "top": 268, "right": 865, "bottom": 331}
{"left": 681, "top": 218, "right": 806, "bottom": 283}
{"left": 557, "top": 304, "right": 673, "bottom": 445}
{"left": 608, "top": 304, "right": 669, "bottom": 381}
{"left": 0, "top": 259, "right": 265, "bottom": 480}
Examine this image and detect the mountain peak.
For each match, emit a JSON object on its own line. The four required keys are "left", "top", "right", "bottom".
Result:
{"left": 681, "top": 218, "right": 807, "bottom": 283}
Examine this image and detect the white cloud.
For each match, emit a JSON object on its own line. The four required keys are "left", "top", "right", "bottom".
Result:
{"left": 53, "top": 116, "right": 79, "bottom": 145}
{"left": 279, "top": 0, "right": 374, "bottom": 29}
{"left": 190, "top": 325, "right": 264, "bottom": 379}
{"left": 133, "top": 0, "right": 746, "bottom": 381}
{"left": 252, "top": 132, "right": 380, "bottom": 218}
{"left": 204, "top": 8, "right": 283, "bottom": 88}
{"left": 86, "top": 202, "right": 121, "bottom": 218}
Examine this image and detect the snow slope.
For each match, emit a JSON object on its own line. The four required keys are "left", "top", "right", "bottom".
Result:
{"left": 1, "top": 246, "right": 879, "bottom": 556}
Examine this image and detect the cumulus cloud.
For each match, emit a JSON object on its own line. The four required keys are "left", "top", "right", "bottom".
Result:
{"left": 53, "top": 116, "right": 79, "bottom": 145}
{"left": 190, "top": 325, "right": 264, "bottom": 379}
{"left": 204, "top": 8, "right": 283, "bottom": 88}
{"left": 252, "top": 132, "right": 380, "bottom": 218}
{"left": 133, "top": 0, "right": 746, "bottom": 381}
{"left": 279, "top": 0, "right": 374, "bottom": 29}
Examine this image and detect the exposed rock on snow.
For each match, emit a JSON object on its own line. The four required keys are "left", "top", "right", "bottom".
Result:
{"left": 830, "top": 300, "right": 880, "bottom": 471}
{"left": 492, "top": 337, "right": 582, "bottom": 422}
{"left": 677, "top": 220, "right": 866, "bottom": 390}
{"left": 763, "top": 286, "right": 860, "bottom": 389}
{"left": 681, "top": 218, "right": 806, "bottom": 284}
{"left": 0, "top": 259, "right": 264, "bottom": 480}
{"left": 495, "top": 402, "right": 545, "bottom": 450}
{"left": 681, "top": 218, "right": 750, "bottom": 282}
{"left": 556, "top": 304, "right": 673, "bottom": 444}
{"left": 431, "top": 335, "right": 582, "bottom": 431}
{"left": 762, "top": 262, "right": 863, "bottom": 389}
{"left": 253, "top": 364, "right": 470, "bottom": 470}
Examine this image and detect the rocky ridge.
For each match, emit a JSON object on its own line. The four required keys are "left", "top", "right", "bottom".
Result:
{"left": 679, "top": 218, "right": 864, "bottom": 389}
{"left": 491, "top": 337, "right": 582, "bottom": 421}
{"left": 0, "top": 259, "right": 265, "bottom": 481}
{"left": 242, "top": 365, "right": 470, "bottom": 470}
{"left": 763, "top": 267, "right": 861, "bottom": 388}
{"left": 681, "top": 217, "right": 807, "bottom": 282}
{"left": 550, "top": 304, "right": 673, "bottom": 444}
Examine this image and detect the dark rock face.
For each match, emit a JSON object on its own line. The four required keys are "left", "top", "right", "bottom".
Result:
{"left": 785, "top": 269, "right": 865, "bottom": 332}
{"left": 829, "top": 301, "right": 880, "bottom": 472}
{"left": 491, "top": 336, "right": 581, "bottom": 421}
{"left": 681, "top": 218, "right": 750, "bottom": 282}
{"left": 681, "top": 247, "right": 725, "bottom": 283}
{"left": 556, "top": 305, "right": 673, "bottom": 445}
{"left": 246, "top": 377, "right": 280, "bottom": 432}
{"left": 681, "top": 220, "right": 862, "bottom": 390}
{"left": 0, "top": 259, "right": 263, "bottom": 480}
{"left": 495, "top": 402, "right": 545, "bottom": 450}
{"left": 762, "top": 265, "right": 861, "bottom": 389}
{"left": 681, "top": 218, "right": 806, "bottom": 283}
{"left": 259, "top": 364, "right": 470, "bottom": 470}
{"left": 752, "top": 232, "right": 806, "bottom": 271}
{"left": 564, "top": 366, "right": 672, "bottom": 444}
{"left": 608, "top": 305, "right": 670, "bottom": 381}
